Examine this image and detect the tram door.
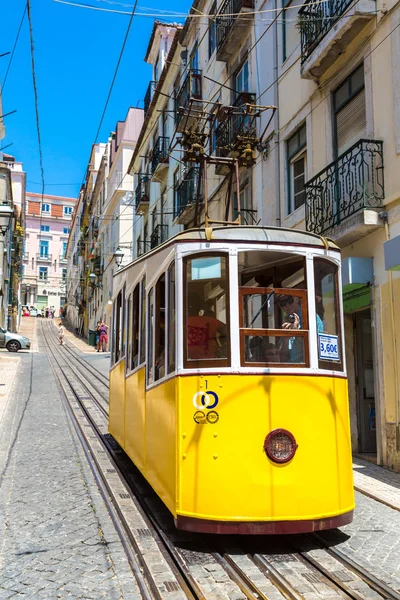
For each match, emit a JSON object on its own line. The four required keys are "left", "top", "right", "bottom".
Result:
{"left": 355, "top": 309, "right": 377, "bottom": 453}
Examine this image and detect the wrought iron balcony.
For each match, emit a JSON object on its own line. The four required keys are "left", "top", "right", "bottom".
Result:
{"left": 305, "top": 139, "right": 384, "bottom": 238}
{"left": 216, "top": 0, "right": 254, "bottom": 61}
{"left": 175, "top": 167, "right": 203, "bottom": 224}
{"left": 299, "top": 0, "right": 376, "bottom": 78}
{"left": 151, "top": 137, "right": 169, "bottom": 175}
{"left": 36, "top": 253, "right": 52, "bottom": 262}
{"left": 150, "top": 224, "right": 168, "bottom": 249}
{"left": 137, "top": 240, "right": 151, "bottom": 256}
{"left": 234, "top": 208, "right": 258, "bottom": 225}
{"left": 135, "top": 174, "right": 150, "bottom": 214}
{"left": 216, "top": 92, "right": 257, "bottom": 159}
{"left": 144, "top": 80, "right": 157, "bottom": 115}
{"left": 59, "top": 256, "right": 68, "bottom": 264}
{"left": 175, "top": 70, "right": 202, "bottom": 132}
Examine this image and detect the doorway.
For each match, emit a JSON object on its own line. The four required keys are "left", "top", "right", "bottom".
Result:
{"left": 355, "top": 309, "right": 377, "bottom": 453}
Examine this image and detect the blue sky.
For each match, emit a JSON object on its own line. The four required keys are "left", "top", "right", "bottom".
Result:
{"left": 0, "top": 0, "right": 192, "bottom": 198}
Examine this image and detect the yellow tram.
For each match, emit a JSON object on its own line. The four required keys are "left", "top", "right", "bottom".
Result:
{"left": 109, "top": 227, "right": 354, "bottom": 534}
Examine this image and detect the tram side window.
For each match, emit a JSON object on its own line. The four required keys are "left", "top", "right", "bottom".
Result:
{"left": 126, "top": 293, "right": 132, "bottom": 371}
{"left": 184, "top": 254, "right": 230, "bottom": 367}
{"left": 167, "top": 262, "right": 176, "bottom": 374}
{"left": 154, "top": 274, "right": 166, "bottom": 381}
{"left": 147, "top": 288, "right": 154, "bottom": 384}
{"left": 314, "top": 259, "right": 342, "bottom": 371}
{"left": 131, "top": 283, "right": 140, "bottom": 371}
{"left": 113, "top": 288, "right": 124, "bottom": 364}
{"left": 140, "top": 276, "right": 146, "bottom": 365}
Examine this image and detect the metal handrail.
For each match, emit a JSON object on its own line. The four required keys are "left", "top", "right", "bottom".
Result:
{"left": 151, "top": 137, "right": 170, "bottom": 173}
{"left": 176, "top": 167, "right": 202, "bottom": 216}
{"left": 144, "top": 80, "right": 157, "bottom": 115}
{"left": 175, "top": 69, "right": 202, "bottom": 117}
{"left": 216, "top": 0, "right": 254, "bottom": 54}
{"left": 216, "top": 92, "right": 257, "bottom": 156}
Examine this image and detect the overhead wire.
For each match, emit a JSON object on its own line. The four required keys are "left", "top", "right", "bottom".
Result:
{"left": 1, "top": 2, "right": 27, "bottom": 94}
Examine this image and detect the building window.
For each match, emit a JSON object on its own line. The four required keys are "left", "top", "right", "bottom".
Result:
{"left": 287, "top": 123, "right": 306, "bottom": 214}
{"left": 42, "top": 203, "right": 50, "bottom": 213}
{"left": 234, "top": 59, "right": 249, "bottom": 98}
{"left": 39, "top": 240, "right": 49, "bottom": 257}
{"left": 63, "top": 227, "right": 70, "bottom": 234}
{"left": 41, "top": 225, "right": 50, "bottom": 232}
{"left": 62, "top": 242, "right": 67, "bottom": 258}
{"left": 208, "top": 2, "right": 217, "bottom": 58}
{"left": 282, "top": 0, "right": 303, "bottom": 62}
{"left": 39, "top": 266, "right": 48, "bottom": 280}
{"left": 173, "top": 169, "right": 179, "bottom": 217}
{"left": 62, "top": 268, "right": 67, "bottom": 281}
{"left": 334, "top": 64, "right": 365, "bottom": 157}
{"left": 190, "top": 43, "right": 199, "bottom": 71}
{"left": 63, "top": 206, "right": 73, "bottom": 216}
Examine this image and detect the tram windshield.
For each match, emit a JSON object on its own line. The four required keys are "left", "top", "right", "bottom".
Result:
{"left": 239, "top": 250, "right": 309, "bottom": 366}
{"left": 184, "top": 254, "right": 230, "bottom": 367}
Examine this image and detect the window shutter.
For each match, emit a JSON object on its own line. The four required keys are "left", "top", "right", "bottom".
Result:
{"left": 336, "top": 89, "right": 366, "bottom": 156}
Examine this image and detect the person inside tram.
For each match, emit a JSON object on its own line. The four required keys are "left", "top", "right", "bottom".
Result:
{"left": 277, "top": 294, "right": 323, "bottom": 363}
{"left": 187, "top": 299, "right": 226, "bottom": 360}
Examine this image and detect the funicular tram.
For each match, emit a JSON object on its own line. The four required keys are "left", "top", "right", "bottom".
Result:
{"left": 109, "top": 226, "right": 354, "bottom": 534}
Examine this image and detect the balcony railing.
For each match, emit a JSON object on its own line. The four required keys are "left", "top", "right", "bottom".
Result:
{"left": 135, "top": 174, "right": 150, "bottom": 213}
{"left": 151, "top": 137, "right": 169, "bottom": 174}
{"left": 176, "top": 167, "right": 202, "bottom": 217}
{"left": 234, "top": 208, "right": 258, "bottom": 225}
{"left": 175, "top": 70, "right": 202, "bottom": 122}
{"left": 299, "top": 0, "right": 352, "bottom": 63}
{"left": 216, "top": 0, "right": 254, "bottom": 59}
{"left": 150, "top": 224, "right": 168, "bottom": 249}
{"left": 305, "top": 139, "right": 384, "bottom": 236}
{"left": 59, "top": 256, "right": 68, "bottom": 263}
{"left": 36, "top": 253, "right": 52, "bottom": 262}
{"left": 137, "top": 240, "right": 151, "bottom": 256}
{"left": 216, "top": 92, "right": 257, "bottom": 158}
{"left": 144, "top": 80, "right": 157, "bottom": 115}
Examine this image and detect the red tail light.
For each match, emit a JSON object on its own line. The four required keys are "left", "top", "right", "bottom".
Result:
{"left": 264, "top": 429, "right": 298, "bottom": 463}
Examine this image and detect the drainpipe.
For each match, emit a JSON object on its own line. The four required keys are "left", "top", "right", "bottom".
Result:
{"left": 273, "top": 0, "right": 281, "bottom": 227}
{"left": 382, "top": 212, "right": 400, "bottom": 451}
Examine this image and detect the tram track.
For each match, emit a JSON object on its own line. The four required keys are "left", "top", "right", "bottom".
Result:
{"left": 39, "top": 320, "right": 400, "bottom": 600}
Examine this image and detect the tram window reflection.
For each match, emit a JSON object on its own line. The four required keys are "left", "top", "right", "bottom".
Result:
{"left": 167, "top": 262, "right": 176, "bottom": 374}
{"left": 155, "top": 274, "right": 166, "bottom": 381}
{"left": 147, "top": 288, "right": 154, "bottom": 384}
{"left": 140, "top": 276, "right": 146, "bottom": 365}
{"left": 131, "top": 283, "right": 139, "bottom": 370}
{"left": 185, "top": 254, "right": 230, "bottom": 366}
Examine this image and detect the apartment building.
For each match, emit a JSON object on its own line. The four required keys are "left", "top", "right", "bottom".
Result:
{"left": 66, "top": 108, "right": 143, "bottom": 338}
{"left": 127, "top": 1, "right": 400, "bottom": 470}
{"left": 22, "top": 192, "right": 76, "bottom": 312}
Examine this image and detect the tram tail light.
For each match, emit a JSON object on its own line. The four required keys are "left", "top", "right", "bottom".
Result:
{"left": 264, "top": 429, "right": 298, "bottom": 463}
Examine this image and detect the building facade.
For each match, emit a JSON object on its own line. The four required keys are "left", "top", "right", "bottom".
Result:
{"left": 22, "top": 192, "right": 76, "bottom": 313}
{"left": 66, "top": 108, "right": 143, "bottom": 339}
{"left": 125, "top": 2, "right": 400, "bottom": 471}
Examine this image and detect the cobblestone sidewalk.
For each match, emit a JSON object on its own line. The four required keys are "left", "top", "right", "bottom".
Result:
{"left": 0, "top": 356, "right": 20, "bottom": 430}
{"left": 353, "top": 457, "right": 400, "bottom": 511}
{"left": 17, "top": 317, "right": 39, "bottom": 352}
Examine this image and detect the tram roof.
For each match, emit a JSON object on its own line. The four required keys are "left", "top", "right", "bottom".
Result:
{"left": 117, "top": 227, "right": 339, "bottom": 275}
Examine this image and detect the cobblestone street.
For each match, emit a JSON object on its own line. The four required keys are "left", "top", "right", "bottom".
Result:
{"left": 1, "top": 319, "right": 400, "bottom": 598}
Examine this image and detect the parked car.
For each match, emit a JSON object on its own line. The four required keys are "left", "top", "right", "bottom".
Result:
{"left": 0, "top": 328, "right": 31, "bottom": 352}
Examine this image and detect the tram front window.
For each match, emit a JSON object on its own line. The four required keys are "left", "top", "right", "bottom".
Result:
{"left": 184, "top": 254, "right": 229, "bottom": 366}
{"left": 238, "top": 250, "right": 309, "bottom": 367}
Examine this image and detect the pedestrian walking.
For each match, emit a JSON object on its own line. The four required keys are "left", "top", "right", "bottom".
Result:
{"left": 99, "top": 319, "right": 108, "bottom": 352}
{"left": 58, "top": 321, "right": 65, "bottom": 346}
{"left": 95, "top": 321, "right": 101, "bottom": 352}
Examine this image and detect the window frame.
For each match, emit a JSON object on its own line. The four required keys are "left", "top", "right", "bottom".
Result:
{"left": 40, "top": 225, "right": 50, "bottom": 232}
{"left": 183, "top": 252, "right": 231, "bottom": 370}
{"left": 63, "top": 206, "right": 73, "bottom": 216}
{"left": 208, "top": 2, "right": 217, "bottom": 58}
{"left": 314, "top": 258, "right": 343, "bottom": 372}
{"left": 41, "top": 203, "right": 50, "bottom": 213}
{"left": 39, "top": 266, "right": 48, "bottom": 280}
{"left": 333, "top": 63, "right": 365, "bottom": 159}
{"left": 286, "top": 123, "right": 306, "bottom": 214}
{"left": 239, "top": 286, "right": 310, "bottom": 368}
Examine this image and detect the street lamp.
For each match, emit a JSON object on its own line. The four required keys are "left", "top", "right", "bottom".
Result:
{"left": 89, "top": 272, "right": 102, "bottom": 289}
{"left": 114, "top": 247, "right": 124, "bottom": 268}
{"left": 0, "top": 204, "right": 13, "bottom": 236}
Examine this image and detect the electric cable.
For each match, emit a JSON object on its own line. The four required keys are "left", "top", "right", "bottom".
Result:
{"left": 1, "top": 2, "right": 28, "bottom": 94}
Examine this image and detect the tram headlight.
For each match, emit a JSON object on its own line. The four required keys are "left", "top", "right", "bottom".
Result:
{"left": 264, "top": 429, "right": 298, "bottom": 463}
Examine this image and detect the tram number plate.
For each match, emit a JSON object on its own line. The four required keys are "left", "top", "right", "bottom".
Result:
{"left": 318, "top": 334, "right": 340, "bottom": 361}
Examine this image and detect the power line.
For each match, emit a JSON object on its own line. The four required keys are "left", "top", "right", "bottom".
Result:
{"left": 94, "top": 0, "right": 140, "bottom": 143}
{"left": 1, "top": 2, "right": 28, "bottom": 94}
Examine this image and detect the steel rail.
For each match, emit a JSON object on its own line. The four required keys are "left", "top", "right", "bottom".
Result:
{"left": 40, "top": 325, "right": 157, "bottom": 600}
{"left": 310, "top": 533, "right": 400, "bottom": 600}
{"left": 40, "top": 321, "right": 201, "bottom": 600}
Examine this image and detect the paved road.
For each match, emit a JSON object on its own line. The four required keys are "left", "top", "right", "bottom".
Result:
{"left": 0, "top": 343, "right": 140, "bottom": 599}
